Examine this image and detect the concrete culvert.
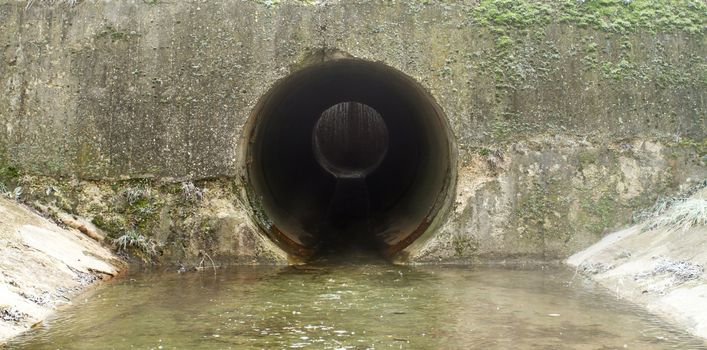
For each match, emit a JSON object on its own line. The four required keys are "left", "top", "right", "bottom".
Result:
{"left": 243, "top": 58, "right": 455, "bottom": 260}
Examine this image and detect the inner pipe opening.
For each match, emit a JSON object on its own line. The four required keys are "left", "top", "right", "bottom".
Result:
{"left": 244, "top": 59, "right": 454, "bottom": 259}
{"left": 313, "top": 102, "right": 389, "bottom": 178}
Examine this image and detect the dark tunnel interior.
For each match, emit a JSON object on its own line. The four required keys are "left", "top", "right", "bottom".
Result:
{"left": 245, "top": 59, "right": 454, "bottom": 259}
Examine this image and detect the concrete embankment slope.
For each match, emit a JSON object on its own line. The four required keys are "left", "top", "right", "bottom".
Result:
{"left": 0, "top": 197, "right": 123, "bottom": 344}
{"left": 567, "top": 187, "right": 707, "bottom": 340}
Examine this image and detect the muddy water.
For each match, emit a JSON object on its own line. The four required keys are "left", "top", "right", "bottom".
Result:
{"left": 6, "top": 261, "right": 706, "bottom": 349}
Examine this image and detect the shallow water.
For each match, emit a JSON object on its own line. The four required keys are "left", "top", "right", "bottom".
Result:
{"left": 6, "top": 261, "right": 707, "bottom": 349}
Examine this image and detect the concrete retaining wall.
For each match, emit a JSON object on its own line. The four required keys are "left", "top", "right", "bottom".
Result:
{"left": 0, "top": 0, "right": 704, "bottom": 263}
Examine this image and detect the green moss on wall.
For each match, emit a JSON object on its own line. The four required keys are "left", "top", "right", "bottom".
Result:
{"left": 472, "top": 0, "right": 705, "bottom": 34}
{"left": 253, "top": 0, "right": 320, "bottom": 7}
{"left": 673, "top": 137, "right": 707, "bottom": 157}
{"left": 0, "top": 158, "right": 20, "bottom": 192}
{"left": 580, "top": 194, "right": 621, "bottom": 234}
{"left": 473, "top": 0, "right": 554, "bottom": 33}
{"left": 451, "top": 233, "right": 479, "bottom": 258}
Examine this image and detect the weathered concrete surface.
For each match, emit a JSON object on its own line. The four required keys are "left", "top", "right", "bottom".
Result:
{"left": 567, "top": 187, "right": 707, "bottom": 340}
{"left": 0, "top": 0, "right": 705, "bottom": 262}
{"left": 0, "top": 196, "right": 122, "bottom": 344}
{"left": 11, "top": 178, "right": 291, "bottom": 266}
{"left": 1, "top": 0, "right": 703, "bottom": 178}
{"left": 409, "top": 137, "right": 705, "bottom": 262}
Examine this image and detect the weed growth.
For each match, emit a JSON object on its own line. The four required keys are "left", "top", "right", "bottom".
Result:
{"left": 633, "top": 180, "right": 707, "bottom": 232}
{"left": 114, "top": 229, "right": 158, "bottom": 261}
{"left": 643, "top": 199, "right": 707, "bottom": 233}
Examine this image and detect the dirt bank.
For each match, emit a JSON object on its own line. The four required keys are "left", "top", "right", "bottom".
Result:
{"left": 567, "top": 186, "right": 707, "bottom": 340}
{"left": 0, "top": 197, "right": 123, "bottom": 344}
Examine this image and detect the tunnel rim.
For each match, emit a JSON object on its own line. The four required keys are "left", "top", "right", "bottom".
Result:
{"left": 238, "top": 56, "right": 458, "bottom": 261}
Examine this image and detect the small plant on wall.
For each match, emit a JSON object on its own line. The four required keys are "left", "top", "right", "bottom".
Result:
{"left": 114, "top": 229, "right": 159, "bottom": 263}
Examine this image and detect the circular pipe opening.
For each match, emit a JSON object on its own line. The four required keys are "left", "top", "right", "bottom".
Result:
{"left": 313, "top": 102, "right": 389, "bottom": 178}
{"left": 243, "top": 59, "right": 455, "bottom": 259}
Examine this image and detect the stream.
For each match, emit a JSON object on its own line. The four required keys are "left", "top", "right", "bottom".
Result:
{"left": 6, "top": 260, "right": 706, "bottom": 349}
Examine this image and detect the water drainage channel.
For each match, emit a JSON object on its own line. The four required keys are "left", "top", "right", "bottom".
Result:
{"left": 243, "top": 59, "right": 455, "bottom": 260}
{"left": 6, "top": 59, "right": 707, "bottom": 350}
{"left": 8, "top": 265, "right": 706, "bottom": 349}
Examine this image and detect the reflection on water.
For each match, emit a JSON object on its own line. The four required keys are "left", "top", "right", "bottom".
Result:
{"left": 6, "top": 260, "right": 707, "bottom": 349}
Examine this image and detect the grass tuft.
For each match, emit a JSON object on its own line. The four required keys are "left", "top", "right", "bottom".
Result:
{"left": 1, "top": 186, "right": 23, "bottom": 200}
{"left": 114, "top": 229, "right": 158, "bottom": 261}
{"left": 632, "top": 196, "right": 685, "bottom": 223}
{"left": 643, "top": 198, "right": 707, "bottom": 233}
{"left": 632, "top": 180, "right": 707, "bottom": 231}
{"left": 122, "top": 186, "right": 151, "bottom": 206}
{"left": 25, "top": 0, "right": 78, "bottom": 10}
{"left": 181, "top": 182, "right": 204, "bottom": 202}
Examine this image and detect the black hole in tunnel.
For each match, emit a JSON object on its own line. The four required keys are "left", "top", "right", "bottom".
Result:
{"left": 312, "top": 102, "right": 390, "bottom": 252}
{"left": 313, "top": 102, "right": 389, "bottom": 179}
{"left": 244, "top": 59, "right": 454, "bottom": 259}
